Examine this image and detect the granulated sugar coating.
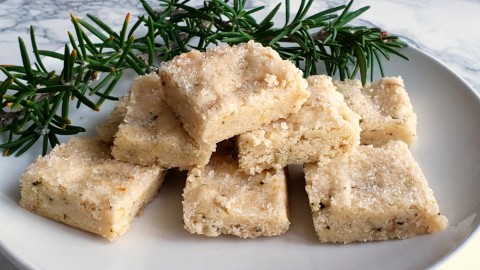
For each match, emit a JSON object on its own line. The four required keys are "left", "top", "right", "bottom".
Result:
{"left": 19, "top": 137, "right": 165, "bottom": 241}
{"left": 237, "top": 75, "right": 361, "bottom": 175}
{"left": 159, "top": 40, "right": 310, "bottom": 146}
{"left": 334, "top": 77, "right": 417, "bottom": 146}
{"left": 304, "top": 140, "right": 447, "bottom": 243}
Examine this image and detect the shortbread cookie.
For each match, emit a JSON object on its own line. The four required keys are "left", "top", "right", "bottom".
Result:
{"left": 304, "top": 140, "right": 447, "bottom": 243}
{"left": 19, "top": 137, "right": 165, "bottom": 241}
{"left": 237, "top": 75, "right": 360, "bottom": 174}
{"left": 159, "top": 40, "right": 310, "bottom": 145}
{"left": 183, "top": 142, "right": 290, "bottom": 238}
{"left": 334, "top": 77, "right": 416, "bottom": 146}
{"left": 111, "top": 74, "right": 214, "bottom": 170}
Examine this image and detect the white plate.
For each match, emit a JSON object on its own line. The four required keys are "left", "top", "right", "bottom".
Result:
{"left": 1, "top": 45, "right": 480, "bottom": 270}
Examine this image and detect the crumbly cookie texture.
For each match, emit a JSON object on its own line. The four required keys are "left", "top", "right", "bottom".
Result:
{"left": 111, "top": 73, "right": 214, "bottom": 170}
{"left": 304, "top": 140, "right": 447, "bottom": 243}
{"left": 19, "top": 137, "right": 165, "bottom": 241}
{"left": 334, "top": 76, "right": 417, "bottom": 146}
{"left": 159, "top": 40, "right": 310, "bottom": 146}
{"left": 237, "top": 75, "right": 361, "bottom": 175}
{"left": 182, "top": 142, "right": 290, "bottom": 238}
{"left": 96, "top": 95, "right": 129, "bottom": 144}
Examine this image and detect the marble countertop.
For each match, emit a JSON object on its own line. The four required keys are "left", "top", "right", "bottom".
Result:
{"left": 0, "top": 0, "right": 479, "bottom": 269}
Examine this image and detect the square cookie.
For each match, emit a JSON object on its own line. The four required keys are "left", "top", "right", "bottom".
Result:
{"left": 237, "top": 75, "right": 360, "bottom": 174}
{"left": 19, "top": 137, "right": 165, "bottom": 241}
{"left": 111, "top": 73, "right": 214, "bottom": 170}
{"left": 334, "top": 77, "right": 417, "bottom": 146}
{"left": 183, "top": 142, "right": 290, "bottom": 238}
{"left": 304, "top": 140, "right": 447, "bottom": 243}
{"left": 159, "top": 41, "right": 310, "bottom": 145}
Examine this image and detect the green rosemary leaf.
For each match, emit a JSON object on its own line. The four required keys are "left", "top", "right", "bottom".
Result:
{"left": 74, "top": 65, "right": 86, "bottom": 87}
{"left": 86, "top": 64, "right": 115, "bottom": 73}
{"left": 25, "top": 100, "right": 46, "bottom": 124}
{"left": 92, "top": 90, "right": 118, "bottom": 101}
{"left": 147, "top": 15, "right": 155, "bottom": 54}
{"left": 37, "top": 50, "right": 64, "bottom": 60}
{"left": 220, "top": 36, "right": 249, "bottom": 43}
{"left": 119, "top": 13, "right": 131, "bottom": 49}
{"left": 79, "top": 30, "right": 100, "bottom": 57}
{"left": 215, "top": 0, "right": 237, "bottom": 16}
{"left": 87, "top": 14, "right": 120, "bottom": 41}
{"left": 89, "top": 72, "right": 115, "bottom": 96}
{"left": 128, "top": 15, "right": 144, "bottom": 40}
{"left": 91, "top": 53, "right": 116, "bottom": 66}
{"left": 375, "top": 42, "right": 409, "bottom": 60}
{"left": 18, "top": 37, "right": 35, "bottom": 84}
{"left": 14, "top": 111, "right": 31, "bottom": 133}
{"left": 62, "top": 45, "right": 71, "bottom": 83}
{"left": 68, "top": 50, "right": 77, "bottom": 82}
{"left": 244, "top": 6, "right": 265, "bottom": 17}
{"left": 75, "top": 84, "right": 88, "bottom": 109}
{"left": 115, "top": 35, "right": 135, "bottom": 68}
{"left": 71, "top": 87, "right": 99, "bottom": 111}
{"left": 140, "top": 0, "right": 159, "bottom": 21}
{"left": 41, "top": 133, "right": 49, "bottom": 156}
{"left": 353, "top": 43, "right": 367, "bottom": 85}
{"left": 0, "top": 132, "right": 38, "bottom": 149}
{"left": 0, "top": 78, "right": 13, "bottom": 96}
{"left": 77, "top": 17, "right": 108, "bottom": 42}
{"left": 50, "top": 118, "right": 67, "bottom": 129}
{"left": 9, "top": 92, "right": 29, "bottom": 109}
{"left": 125, "top": 56, "right": 145, "bottom": 75}
{"left": 14, "top": 134, "right": 40, "bottom": 157}
{"left": 289, "top": 22, "right": 303, "bottom": 35}
{"left": 289, "top": 33, "right": 309, "bottom": 51}
{"left": 71, "top": 14, "right": 88, "bottom": 62}
{"left": 0, "top": 124, "right": 13, "bottom": 133}
{"left": 48, "top": 125, "right": 85, "bottom": 135}
{"left": 293, "top": 0, "right": 306, "bottom": 22}
{"left": 29, "top": 26, "right": 48, "bottom": 73}
{"left": 47, "top": 130, "right": 59, "bottom": 147}
{"left": 5, "top": 120, "right": 16, "bottom": 141}
{"left": 370, "top": 42, "right": 390, "bottom": 60}
{"left": 36, "top": 85, "right": 73, "bottom": 93}
{"left": 68, "top": 31, "right": 84, "bottom": 63}
{"left": 305, "top": 5, "right": 344, "bottom": 21}
{"left": 46, "top": 92, "right": 67, "bottom": 125}
{"left": 146, "top": 36, "right": 155, "bottom": 67}
{"left": 269, "top": 27, "right": 291, "bottom": 45}
{"left": 96, "top": 71, "right": 122, "bottom": 106}
{"left": 41, "top": 92, "right": 50, "bottom": 114}
{"left": 284, "top": 0, "right": 290, "bottom": 25}
{"left": 295, "top": 0, "right": 314, "bottom": 22}
{"left": 337, "top": 7, "right": 369, "bottom": 28}
{"left": 1, "top": 65, "right": 29, "bottom": 74}
{"left": 365, "top": 45, "right": 373, "bottom": 81}
{"left": 372, "top": 48, "right": 385, "bottom": 78}
{"left": 61, "top": 88, "right": 70, "bottom": 119}
{"left": 335, "top": 0, "right": 354, "bottom": 26}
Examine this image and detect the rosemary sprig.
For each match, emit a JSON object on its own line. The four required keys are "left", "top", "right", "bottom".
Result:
{"left": 0, "top": 0, "right": 408, "bottom": 157}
